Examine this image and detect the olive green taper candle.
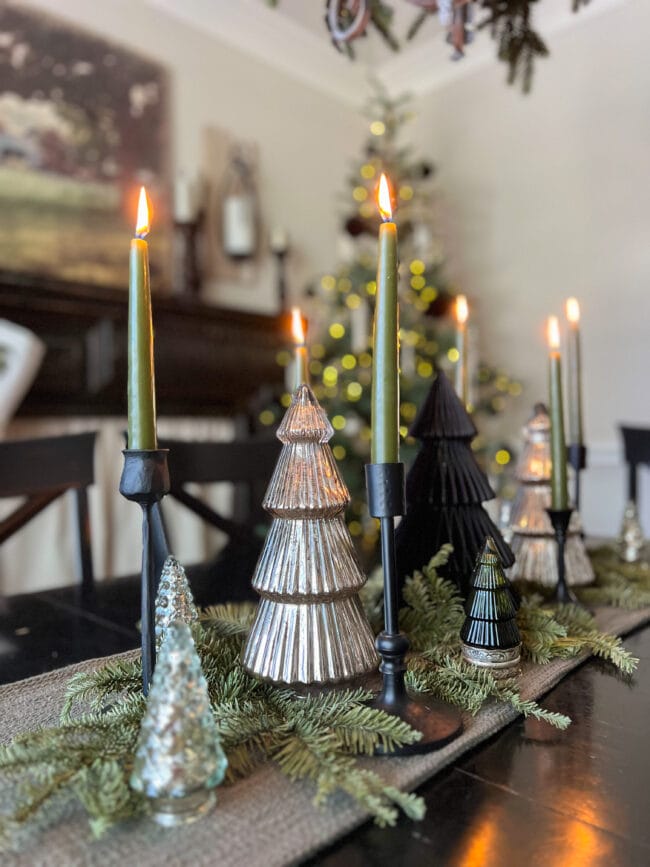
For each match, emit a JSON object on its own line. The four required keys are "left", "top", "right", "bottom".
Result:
{"left": 371, "top": 174, "right": 399, "bottom": 464}
{"left": 565, "top": 297, "right": 584, "bottom": 445}
{"left": 291, "top": 307, "right": 310, "bottom": 389}
{"left": 547, "top": 316, "right": 568, "bottom": 509}
{"left": 128, "top": 187, "right": 157, "bottom": 450}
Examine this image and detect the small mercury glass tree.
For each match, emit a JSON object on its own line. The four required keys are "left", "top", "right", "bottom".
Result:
{"left": 154, "top": 556, "right": 199, "bottom": 650}
{"left": 242, "top": 382, "right": 377, "bottom": 685}
{"left": 130, "top": 621, "right": 227, "bottom": 827}
{"left": 460, "top": 537, "right": 521, "bottom": 677}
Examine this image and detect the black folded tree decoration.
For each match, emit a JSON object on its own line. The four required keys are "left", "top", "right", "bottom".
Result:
{"left": 395, "top": 370, "right": 514, "bottom": 597}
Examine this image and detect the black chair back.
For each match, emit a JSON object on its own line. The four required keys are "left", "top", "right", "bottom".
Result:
{"left": 0, "top": 432, "right": 97, "bottom": 599}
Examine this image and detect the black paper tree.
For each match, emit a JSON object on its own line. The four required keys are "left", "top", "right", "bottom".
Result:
{"left": 395, "top": 370, "right": 514, "bottom": 597}
{"left": 460, "top": 537, "right": 521, "bottom": 677}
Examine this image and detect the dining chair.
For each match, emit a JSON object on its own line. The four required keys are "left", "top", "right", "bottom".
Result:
{"left": 0, "top": 431, "right": 97, "bottom": 600}
{"left": 620, "top": 425, "right": 650, "bottom": 504}
{"left": 156, "top": 435, "right": 281, "bottom": 600}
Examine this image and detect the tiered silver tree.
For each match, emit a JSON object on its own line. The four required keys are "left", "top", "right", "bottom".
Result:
{"left": 509, "top": 403, "right": 594, "bottom": 587}
{"left": 242, "top": 383, "right": 378, "bottom": 685}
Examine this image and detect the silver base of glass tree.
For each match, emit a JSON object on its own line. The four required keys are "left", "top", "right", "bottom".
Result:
{"left": 461, "top": 643, "right": 521, "bottom": 678}
{"left": 149, "top": 788, "right": 216, "bottom": 827}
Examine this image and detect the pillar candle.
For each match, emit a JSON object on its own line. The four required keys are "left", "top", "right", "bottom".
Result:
{"left": 565, "top": 297, "right": 584, "bottom": 445}
{"left": 455, "top": 294, "right": 469, "bottom": 409}
{"left": 291, "top": 307, "right": 309, "bottom": 389}
{"left": 547, "top": 316, "right": 568, "bottom": 509}
{"left": 371, "top": 174, "right": 399, "bottom": 464}
{"left": 128, "top": 187, "right": 157, "bottom": 450}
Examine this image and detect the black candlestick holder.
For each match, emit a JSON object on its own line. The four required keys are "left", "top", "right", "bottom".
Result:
{"left": 365, "top": 462, "right": 463, "bottom": 755}
{"left": 567, "top": 443, "right": 587, "bottom": 513}
{"left": 120, "top": 449, "right": 170, "bottom": 694}
{"left": 546, "top": 507, "right": 581, "bottom": 606}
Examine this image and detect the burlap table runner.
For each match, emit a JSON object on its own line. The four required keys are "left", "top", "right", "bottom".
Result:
{"left": 1, "top": 606, "right": 648, "bottom": 867}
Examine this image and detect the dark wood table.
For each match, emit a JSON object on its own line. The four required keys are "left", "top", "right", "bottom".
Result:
{"left": 1, "top": 577, "right": 648, "bottom": 866}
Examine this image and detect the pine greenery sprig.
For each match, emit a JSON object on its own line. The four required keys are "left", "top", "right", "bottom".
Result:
{"left": 1, "top": 545, "right": 644, "bottom": 850}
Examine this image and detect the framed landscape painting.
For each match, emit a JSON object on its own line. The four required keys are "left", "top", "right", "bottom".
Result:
{"left": 0, "top": 4, "right": 170, "bottom": 289}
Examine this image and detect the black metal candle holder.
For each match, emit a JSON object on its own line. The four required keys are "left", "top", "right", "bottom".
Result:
{"left": 365, "top": 462, "right": 463, "bottom": 755}
{"left": 119, "top": 449, "right": 170, "bottom": 694}
{"left": 546, "top": 507, "right": 580, "bottom": 606}
{"left": 567, "top": 443, "right": 587, "bottom": 513}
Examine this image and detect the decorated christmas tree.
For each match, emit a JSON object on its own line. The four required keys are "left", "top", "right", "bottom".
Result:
{"left": 130, "top": 621, "right": 228, "bottom": 826}
{"left": 509, "top": 403, "right": 594, "bottom": 587}
{"left": 260, "top": 87, "right": 520, "bottom": 559}
{"left": 460, "top": 537, "right": 521, "bottom": 677}
{"left": 395, "top": 370, "right": 514, "bottom": 597}
{"left": 242, "top": 383, "right": 377, "bottom": 685}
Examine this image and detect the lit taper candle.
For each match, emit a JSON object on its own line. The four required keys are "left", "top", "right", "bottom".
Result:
{"left": 291, "top": 306, "right": 309, "bottom": 389}
{"left": 455, "top": 294, "right": 469, "bottom": 409}
{"left": 547, "top": 316, "right": 568, "bottom": 509}
{"left": 128, "top": 187, "right": 157, "bottom": 450}
{"left": 371, "top": 174, "right": 399, "bottom": 464}
{"left": 565, "top": 297, "right": 583, "bottom": 445}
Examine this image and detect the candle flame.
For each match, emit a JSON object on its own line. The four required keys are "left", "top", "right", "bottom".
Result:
{"left": 377, "top": 173, "right": 393, "bottom": 221}
{"left": 291, "top": 307, "right": 306, "bottom": 345}
{"left": 135, "top": 186, "right": 150, "bottom": 237}
{"left": 456, "top": 294, "right": 469, "bottom": 325}
{"left": 566, "top": 297, "right": 580, "bottom": 324}
{"left": 547, "top": 315, "right": 561, "bottom": 350}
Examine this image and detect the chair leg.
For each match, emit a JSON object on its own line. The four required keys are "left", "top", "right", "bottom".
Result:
{"left": 74, "top": 487, "right": 95, "bottom": 607}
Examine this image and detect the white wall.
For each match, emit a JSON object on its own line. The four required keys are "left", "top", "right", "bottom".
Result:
{"left": 409, "top": 0, "right": 650, "bottom": 534}
{"left": 18, "top": 0, "right": 365, "bottom": 313}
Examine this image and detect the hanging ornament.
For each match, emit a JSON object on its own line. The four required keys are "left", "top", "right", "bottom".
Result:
{"left": 461, "top": 536, "right": 521, "bottom": 678}
{"left": 130, "top": 621, "right": 228, "bottom": 827}
{"left": 326, "top": 0, "right": 371, "bottom": 43}
{"left": 154, "top": 556, "right": 200, "bottom": 651}
{"left": 221, "top": 148, "right": 257, "bottom": 260}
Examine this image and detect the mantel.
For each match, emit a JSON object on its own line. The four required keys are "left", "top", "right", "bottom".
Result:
{"left": 0, "top": 272, "right": 287, "bottom": 418}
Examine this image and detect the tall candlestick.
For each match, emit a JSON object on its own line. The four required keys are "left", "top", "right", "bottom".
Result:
{"left": 128, "top": 187, "right": 157, "bottom": 450}
{"left": 565, "top": 297, "right": 583, "bottom": 445}
{"left": 371, "top": 174, "right": 399, "bottom": 464}
{"left": 547, "top": 316, "right": 568, "bottom": 509}
{"left": 455, "top": 294, "right": 469, "bottom": 409}
{"left": 291, "top": 307, "right": 309, "bottom": 388}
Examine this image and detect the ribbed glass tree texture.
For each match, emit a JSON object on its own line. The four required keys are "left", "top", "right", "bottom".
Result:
{"left": 242, "top": 384, "right": 377, "bottom": 685}
{"left": 460, "top": 537, "right": 521, "bottom": 651}
{"left": 396, "top": 371, "right": 514, "bottom": 597}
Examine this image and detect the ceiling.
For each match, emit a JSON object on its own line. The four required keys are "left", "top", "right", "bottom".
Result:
{"left": 149, "top": 0, "right": 628, "bottom": 105}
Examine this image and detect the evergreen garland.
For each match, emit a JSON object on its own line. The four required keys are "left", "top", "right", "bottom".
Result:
{"left": 0, "top": 545, "right": 643, "bottom": 850}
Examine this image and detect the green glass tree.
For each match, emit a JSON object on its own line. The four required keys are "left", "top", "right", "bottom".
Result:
{"left": 460, "top": 537, "right": 521, "bottom": 678}
{"left": 130, "top": 621, "right": 227, "bottom": 827}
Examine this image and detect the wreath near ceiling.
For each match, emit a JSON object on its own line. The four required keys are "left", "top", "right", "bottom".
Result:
{"left": 268, "top": 1, "right": 593, "bottom": 92}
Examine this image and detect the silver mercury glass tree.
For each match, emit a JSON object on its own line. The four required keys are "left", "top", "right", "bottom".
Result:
{"left": 508, "top": 403, "right": 594, "bottom": 587}
{"left": 130, "top": 621, "right": 227, "bottom": 827}
{"left": 242, "top": 383, "right": 378, "bottom": 684}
